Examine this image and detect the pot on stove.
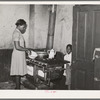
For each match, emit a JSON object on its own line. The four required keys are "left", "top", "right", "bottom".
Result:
{"left": 36, "top": 51, "right": 48, "bottom": 59}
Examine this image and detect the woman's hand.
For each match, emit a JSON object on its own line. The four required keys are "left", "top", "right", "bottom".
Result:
{"left": 26, "top": 49, "right": 31, "bottom": 55}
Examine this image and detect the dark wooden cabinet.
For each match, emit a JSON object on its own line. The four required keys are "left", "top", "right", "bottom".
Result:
{"left": 71, "top": 5, "right": 100, "bottom": 90}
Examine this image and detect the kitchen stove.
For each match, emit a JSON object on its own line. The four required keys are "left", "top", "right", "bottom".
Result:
{"left": 26, "top": 57, "right": 69, "bottom": 88}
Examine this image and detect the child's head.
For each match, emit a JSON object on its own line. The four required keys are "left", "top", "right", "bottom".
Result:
{"left": 66, "top": 44, "right": 72, "bottom": 54}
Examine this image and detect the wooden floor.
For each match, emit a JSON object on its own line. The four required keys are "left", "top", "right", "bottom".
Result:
{"left": 0, "top": 76, "right": 68, "bottom": 90}
{"left": 0, "top": 81, "right": 29, "bottom": 90}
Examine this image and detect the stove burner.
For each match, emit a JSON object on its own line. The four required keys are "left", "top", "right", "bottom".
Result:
{"left": 27, "top": 57, "right": 69, "bottom": 68}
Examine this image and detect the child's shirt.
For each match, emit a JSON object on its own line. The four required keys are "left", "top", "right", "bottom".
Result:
{"left": 63, "top": 52, "right": 72, "bottom": 76}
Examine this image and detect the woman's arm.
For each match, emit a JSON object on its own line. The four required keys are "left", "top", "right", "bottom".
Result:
{"left": 14, "top": 41, "right": 28, "bottom": 51}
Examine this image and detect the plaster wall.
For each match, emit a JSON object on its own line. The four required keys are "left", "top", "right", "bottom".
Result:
{"left": 53, "top": 5, "right": 74, "bottom": 53}
{"left": 29, "top": 5, "right": 73, "bottom": 52}
{"left": 0, "top": 5, "right": 30, "bottom": 49}
{"left": 0, "top": 4, "right": 74, "bottom": 53}
{"left": 30, "top": 5, "right": 49, "bottom": 49}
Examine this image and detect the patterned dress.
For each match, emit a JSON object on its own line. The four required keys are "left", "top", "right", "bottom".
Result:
{"left": 10, "top": 28, "right": 27, "bottom": 76}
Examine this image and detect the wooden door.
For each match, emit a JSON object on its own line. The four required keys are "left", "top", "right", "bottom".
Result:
{"left": 71, "top": 5, "right": 100, "bottom": 90}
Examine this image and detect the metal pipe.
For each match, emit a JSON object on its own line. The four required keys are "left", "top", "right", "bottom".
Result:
{"left": 46, "top": 5, "right": 57, "bottom": 50}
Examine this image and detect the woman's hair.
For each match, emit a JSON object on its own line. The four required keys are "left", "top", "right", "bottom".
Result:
{"left": 15, "top": 19, "right": 26, "bottom": 26}
{"left": 66, "top": 44, "right": 72, "bottom": 50}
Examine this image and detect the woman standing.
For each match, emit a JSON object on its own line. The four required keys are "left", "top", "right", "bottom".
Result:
{"left": 10, "top": 19, "right": 31, "bottom": 89}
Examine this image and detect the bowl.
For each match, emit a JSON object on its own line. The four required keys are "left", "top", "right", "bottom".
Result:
{"left": 28, "top": 51, "right": 38, "bottom": 59}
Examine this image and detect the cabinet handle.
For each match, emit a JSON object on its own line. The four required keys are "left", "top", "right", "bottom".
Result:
{"left": 94, "top": 77, "right": 100, "bottom": 81}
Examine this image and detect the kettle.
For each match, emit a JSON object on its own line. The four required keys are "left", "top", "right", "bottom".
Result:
{"left": 47, "top": 49, "right": 56, "bottom": 59}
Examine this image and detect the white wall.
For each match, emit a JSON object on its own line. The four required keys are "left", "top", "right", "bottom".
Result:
{"left": 29, "top": 5, "right": 73, "bottom": 53}
{"left": 0, "top": 5, "right": 30, "bottom": 49}
{"left": 34, "top": 5, "right": 49, "bottom": 49}
{"left": 28, "top": 5, "right": 49, "bottom": 49}
{"left": 53, "top": 5, "right": 73, "bottom": 53}
{"left": 0, "top": 4, "right": 73, "bottom": 53}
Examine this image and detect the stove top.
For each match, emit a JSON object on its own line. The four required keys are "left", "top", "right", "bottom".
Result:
{"left": 27, "top": 57, "right": 70, "bottom": 68}
{"left": 35, "top": 57, "right": 70, "bottom": 65}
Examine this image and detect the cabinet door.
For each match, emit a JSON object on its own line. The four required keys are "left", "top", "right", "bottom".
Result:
{"left": 72, "top": 5, "right": 100, "bottom": 90}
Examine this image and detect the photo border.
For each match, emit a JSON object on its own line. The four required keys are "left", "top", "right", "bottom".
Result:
{"left": 0, "top": 0, "right": 99, "bottom": 99}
